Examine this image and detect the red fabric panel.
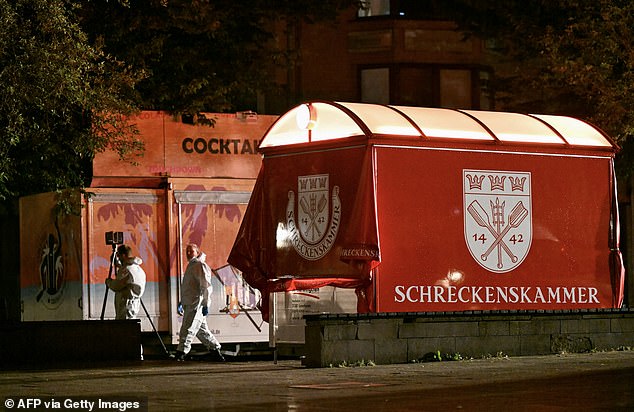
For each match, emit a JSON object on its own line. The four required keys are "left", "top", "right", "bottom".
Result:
{"left": 373, "top": 146, "right": 620, "bottom": 312}
{"left": 228, "top": 147, "right": 380, "bottom": 320}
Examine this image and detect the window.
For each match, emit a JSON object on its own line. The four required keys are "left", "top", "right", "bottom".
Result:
{"left": 358, "top": 0, "right": 457, "bottom": 20}
{"left": 440, "top": 69, "right": 472, "bottom": 109}
{"left": 358, "top": 0, "right": 390, "bottom": 18}
{"left": 360, "top": 65, "right": 490, "bottom": 109}
{"left": 396, "top": 67, "right": 434, "bottom": 107}
{"left": 361, "top": 68, "right": 390, "bottom": 104}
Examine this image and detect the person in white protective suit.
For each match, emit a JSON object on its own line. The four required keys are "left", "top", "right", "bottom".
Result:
{"left": 106, "top": 245, "right": 146, "bottom": 320}
{"left": 172, "top": 243, "right": 224, "bottom": 361}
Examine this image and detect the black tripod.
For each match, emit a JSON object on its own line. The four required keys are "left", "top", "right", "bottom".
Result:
{"left": 140, "top": 299, "right": 169, "bottom": 357}
{"left": 99, "top": 244, "right": 169, "bottom": 357}
{"left": 100, "top": 244, "right": 118, "bottom": 320}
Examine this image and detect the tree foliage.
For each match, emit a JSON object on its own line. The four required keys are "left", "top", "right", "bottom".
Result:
{"left": 446, "top": 0, "right": 634, "bottom": 175}
{"left": 0, "top": 0, "right": 144, "bottom": 209}
{"left": 0, "top": 0, "right": 359, "bottom": 211}
{"left": 78, "top": 0, "right": 360, "bottom": 115}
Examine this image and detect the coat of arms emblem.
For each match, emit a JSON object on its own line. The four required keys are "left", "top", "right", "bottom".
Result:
{"left": 463, "top": 169, "right": 532, "bottom": 273}
{"left": 286, "top": 174, "right": 341, "bottom": 260}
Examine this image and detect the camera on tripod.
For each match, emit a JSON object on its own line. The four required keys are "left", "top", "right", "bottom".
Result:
{"left": 105, "top": 231, "right": 124, "bottom": 246}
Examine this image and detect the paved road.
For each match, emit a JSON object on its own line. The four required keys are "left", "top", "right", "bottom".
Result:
{"left": 2, "top": 351, "right": 633, "bottom": 411}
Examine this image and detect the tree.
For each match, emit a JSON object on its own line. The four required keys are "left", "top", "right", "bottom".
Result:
{"left": 77, "top": 0, "right": 360, "bottom": 116}
{"left": 444, "top": 0, "right": 634, "bottom": 176}
{"left": 0, "top": 0, "right": 360, "bottom": 208}
{"left": 0, "top": 0, "right": 144, "bottom": 210}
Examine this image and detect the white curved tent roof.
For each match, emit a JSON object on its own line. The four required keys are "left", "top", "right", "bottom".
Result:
{"left": 259, "top": 101, "right": 616, "bottom": 150}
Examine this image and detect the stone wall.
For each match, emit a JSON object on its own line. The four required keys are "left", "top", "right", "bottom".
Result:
{"left": 303, "top": 309, "right": 634, "bottom": 368}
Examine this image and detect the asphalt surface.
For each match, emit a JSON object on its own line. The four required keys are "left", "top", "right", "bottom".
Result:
{"left": 2, "top": 350, "right": 634, "bottom": 411}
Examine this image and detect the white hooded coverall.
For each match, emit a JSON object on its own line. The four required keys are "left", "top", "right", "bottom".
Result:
{"left": 106, "top": 256, "right": 146, "bottom": 320}
{"left": 177, "top": 252, "right": 221, "bottom": 354}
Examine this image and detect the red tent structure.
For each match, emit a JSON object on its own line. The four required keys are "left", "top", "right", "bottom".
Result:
{"left": 229, "top": 101, "right": 625, "bottom": 321}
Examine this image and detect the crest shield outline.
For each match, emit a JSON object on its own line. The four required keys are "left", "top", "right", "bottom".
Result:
{"left": 286, "top": 174, "right": 341, "bottom": 261}
{"left": 463, "top": 169, "right": 532, "bottom": 273}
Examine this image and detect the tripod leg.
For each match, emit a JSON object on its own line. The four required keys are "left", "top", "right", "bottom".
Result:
{"left": 100, "top": 246, "right": 117, "bottom": 320}
{"left": 99, "top": 288, "right": 109, "bottom": 320}
{"left": 238, "top": 304, "right": 262, "bottom": 332}
{"left": 140, "top": 299, "right": 170, "bottom": 356}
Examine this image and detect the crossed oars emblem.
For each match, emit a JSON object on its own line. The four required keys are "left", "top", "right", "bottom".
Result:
{"left": 467, "top": 199, "right": 528, "bottom": 269}
{"left": 299, "top": 193, "right": 328, "bottom": 240}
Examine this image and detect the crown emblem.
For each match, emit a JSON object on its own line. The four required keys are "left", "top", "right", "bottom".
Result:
{"left": 488, "top": 175, "right": 506, "bottom": 191}
{"left": 466, "top": 174, "right": 485, "bottom": 190}
{"left": 300, "top": 175, "right": 328, "bottom": 191}
{"left": 509, "top": 176, "right": 526, "bottom": 191}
